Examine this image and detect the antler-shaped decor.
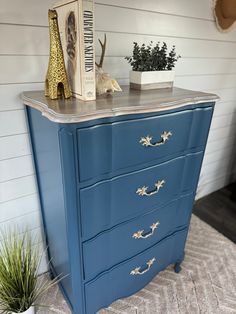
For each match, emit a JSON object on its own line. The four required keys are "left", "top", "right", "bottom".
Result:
{"left": 96, "top": 34, "right": 122, "bottom": 95}
{"left": 96, "top": 34, "right": 107, "bottom": 69}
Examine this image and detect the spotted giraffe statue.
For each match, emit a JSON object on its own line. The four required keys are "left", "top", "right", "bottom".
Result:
{"left": 45, "top": 9, "right": 71, "bottom": 99}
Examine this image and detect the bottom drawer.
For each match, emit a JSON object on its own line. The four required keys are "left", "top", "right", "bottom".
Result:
{"left": 83, "top": 194, "right": 194, "bottom": 281}
{"left": 85, "top": 228, "right": 188, "bottom": 314}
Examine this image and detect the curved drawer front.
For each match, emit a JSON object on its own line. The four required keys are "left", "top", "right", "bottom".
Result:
{"left": 77, "top": 106, "right": 213, "bottom": 181}
{"left": 85, "top": 228, "right": 188, "bottom": 314}
{"left": 80, "top": 152, "right": 203, "bottom": 240}
{"left": 80, "top": 156, "right": 185, "bottom": 240}
{"left": 83, "top": 194, "right": 194, "bottom": 281}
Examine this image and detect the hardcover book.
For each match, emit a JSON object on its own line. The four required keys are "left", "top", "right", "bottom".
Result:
{"left": 53, "top": 0, "right": 96, "bottom": 101}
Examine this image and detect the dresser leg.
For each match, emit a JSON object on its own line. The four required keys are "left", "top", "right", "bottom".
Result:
{"left": 174, "top": 262, "right": 182, "bottom": 273}
{"left": 174, "top": 252, "right": 185, "bottom": 273}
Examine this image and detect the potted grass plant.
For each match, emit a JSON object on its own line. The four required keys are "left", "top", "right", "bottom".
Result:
{"left": 0, "top": 229, "right": 61, "bottom": 314}
{"left": 125, "top": 41, "right": 181, "bottom": 90}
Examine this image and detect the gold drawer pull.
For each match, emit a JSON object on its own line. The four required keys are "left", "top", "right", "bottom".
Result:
{"left": 136, "top": 180, "right": 165, "bottom": 197}
{"left": 130, "top": 258, "right": 156, "bottom": 275}
{"left": 140, "top": 131, "right": 172, "bottom": 147}
{"left": 132, "top": 221, "right": 160, "bottom": 239}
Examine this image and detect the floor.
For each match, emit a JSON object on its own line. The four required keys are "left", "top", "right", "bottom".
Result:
{"left": 37, "top": 214, "right": 236, "bottom": 314}
{"left": 193, "top": 183, "right": 236, "bottom": 243}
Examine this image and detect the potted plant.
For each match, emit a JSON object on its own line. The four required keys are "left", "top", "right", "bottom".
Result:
{"left": 125, "top": 41, "right": 181, "bottom": 90}
{"left": 0, "top": 229, "right": 61, "bottom": 314}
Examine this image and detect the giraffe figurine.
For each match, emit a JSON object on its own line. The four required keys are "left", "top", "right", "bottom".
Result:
{"left": 45, "top": 9, "right": 72, "bottom": 99}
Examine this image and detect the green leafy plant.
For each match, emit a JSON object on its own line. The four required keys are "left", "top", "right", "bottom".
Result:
{"left": 125, "top": 42, "right": 181, "bottom": 71}
{"left": 0, "top": 229, "right": 61, "bottom": 313}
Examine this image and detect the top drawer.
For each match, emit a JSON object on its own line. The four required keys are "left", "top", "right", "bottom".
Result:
{"left": 77, "top": 106, "right": 213, "bottom": 182}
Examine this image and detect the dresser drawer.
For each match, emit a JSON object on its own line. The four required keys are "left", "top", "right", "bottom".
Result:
{"left": 83, "top": 194, "right": 193, "bottom": 281}
{"left": 80, "top": 153, "right": 203, "bottom": 240}
{"left": 80, "top": 156, "right": 185, "bottom": 240}
{"left": 77, "top": 106, "right": 213, "bottom": 181}
{"left": 85, "top": 228, "right": 188, "bottom": 314}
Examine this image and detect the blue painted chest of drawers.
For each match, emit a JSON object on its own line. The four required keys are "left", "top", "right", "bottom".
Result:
{"left": 23, "top": 87, "right": 218, "bottom": 314}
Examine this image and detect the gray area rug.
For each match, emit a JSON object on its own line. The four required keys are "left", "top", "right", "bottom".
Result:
{"left": 37, "top": 215, "right": 236, "bottom": 313}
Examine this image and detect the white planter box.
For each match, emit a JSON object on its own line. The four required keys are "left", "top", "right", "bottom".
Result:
{"left": 12, "top": 306, "right": 35, "bottom": 314}
{"left": 130, "top": 70, "right": 175, "bottom": 90}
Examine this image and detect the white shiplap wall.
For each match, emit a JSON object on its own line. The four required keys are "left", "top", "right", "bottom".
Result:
{"left": 1, "top": 0, "right": 236, "bottom": 272}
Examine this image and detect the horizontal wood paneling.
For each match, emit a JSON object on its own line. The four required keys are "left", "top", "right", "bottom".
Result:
{"left": 0, "top": 0, "right": 55, "bottom": 26}
{"left": 3, "top": 25, "right": 236, "bottom": 59}
{"left": 116, "top": 75, "right": 236, "bottom": 91}
{"left": 95, "top": 4, "right": 236, "bottom": 41}
{"left": 175, "top": 74, "right": 236, "bottom": 91}
{"left": 203, "top": 144, "right": 236, "bottom": 167}
{"left": 2, "top": 54, "right": 236, "bottom": 89}
{"left": 200, "top": 155, "right": 236, "bottom": 182}
{"left": 0, "top": 83, "right": 44, "bottom": 111}
{"left": 175, "top": 58, "right": 236, "bottom": 76}
{"left": 0, "top": 210, "right": 41, "bottom": 230}
{"left": 0, "top": 24, "right": 49, "bottom": 55}
{"left": 0, "top": 110, "right": 27, "bottom": 137}
{"left": 101, "top": 57, "right": 236, "bottom": 80}
{"left": 1, "top": 0, "right": 236, "bottom": 275}
{"left": 196, "top": 171, "right": 236, "bottom": 199}
{"left": 208, "top": 124, "right": 236, "bottom": 143}
{"left": 210, "top": 114, "right": 236, "bottom": 130}
{"left": 0, "top": 0, "right": 216, "bottom": 27}
{"left": 0, "top": 175, "right": 37, "bottom": 203}
{"left": 0, "top": 56, "right": 236, "bottom": 84}
{"left": 96, "top": 0, "right": 214, "bottom": 20}
{"left": 0, "top": 56, "right": 47, "bottom": 84}
{"left": 95, "top": 32, "right": 236, "bottom": 59}
{"left": 205, "top": 135, "right": 236, "bottom": 154}
{"left": 0, "top": 194, "right": 40, "bottom": 221}
{"left": 214, "top": 101, "right": 236, "bottom": 117}
{"left": 0, "top": 155, "right": 34, "bottom": 182}
{"left": 0, "top": 134, "right": 31, "bottom": 160}
{"left": 210, "top": 87, "right": 236, "bottom": 102}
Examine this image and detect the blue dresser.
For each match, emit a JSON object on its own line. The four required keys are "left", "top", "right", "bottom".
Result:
{"left": 22, "top": 87, "right": 218, "bottom": 314}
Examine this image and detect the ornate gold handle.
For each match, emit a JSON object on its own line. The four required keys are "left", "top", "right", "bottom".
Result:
{"left": 132, "top": 221, "right": 160, "bottom": 239}
{"left": 136, "top": 180, "right": 165, "bottom": 197}
{"left": 139, "top": 131, "right": 172, "bottom": 147}
{"left": 130, "top": 258, "right": 156, "bottom": 275}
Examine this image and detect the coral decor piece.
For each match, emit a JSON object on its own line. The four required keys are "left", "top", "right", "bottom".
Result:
{"left": 95, "top": 34, "right": 122, "bottom": 95}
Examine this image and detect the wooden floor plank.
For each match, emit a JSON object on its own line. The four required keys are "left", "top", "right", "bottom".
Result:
{"left": 193, "top": 183, "right": 236, "bottom": 243}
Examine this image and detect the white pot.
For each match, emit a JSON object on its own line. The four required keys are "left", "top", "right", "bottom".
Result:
{"left": 12, "top": 306, "right": 35, "bottom": 314}
{"left": 129, "top": 70, "right": 175, "bottom": 90}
